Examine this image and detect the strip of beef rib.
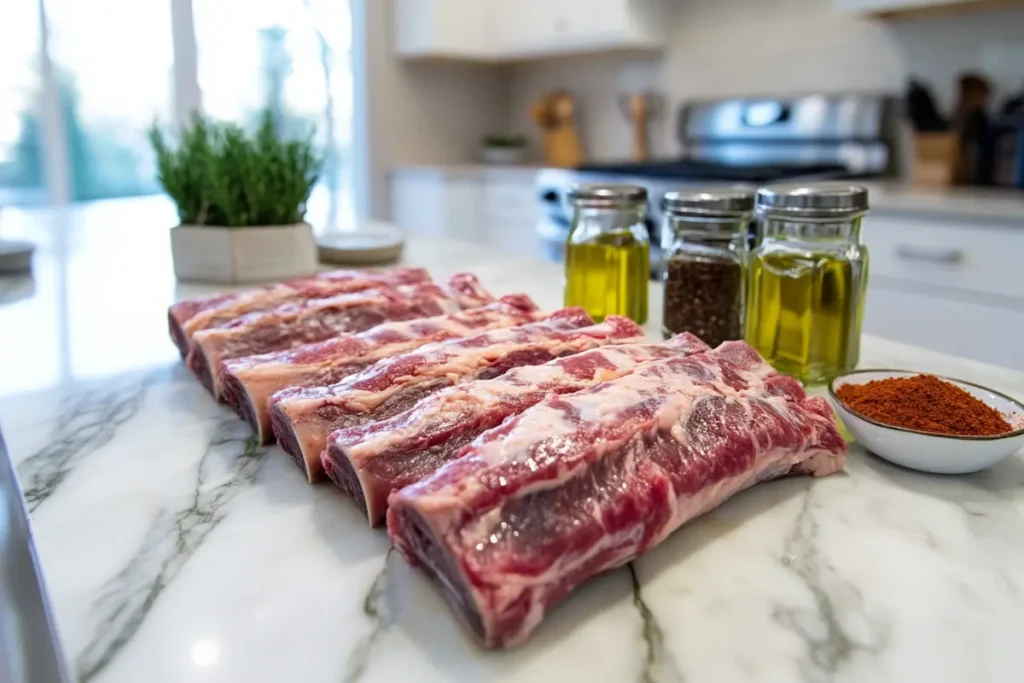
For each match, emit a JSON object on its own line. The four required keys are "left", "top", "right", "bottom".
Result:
{"left": 324, "top": 333, "right": 711, "bottom": 525}
{"left": 168, "top": 267, "right": 431, "bottom": 356}
{"left": 219, "top": 294, "right": 542, "bottom": 444}
{"left": 188, "top": 273, "right": 494, "bottom": 398}
{"left": 387, "top": 340, "right": 847, "bottom": 648}
{"left": 270, "top": 309, "right": 645, "bottom": 483}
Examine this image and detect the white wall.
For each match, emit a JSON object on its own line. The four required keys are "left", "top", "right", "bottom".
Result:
{"left": 504, "top": 0, "right": 1024, "bottom": 162}
{"left": 353, "top": 0, "right": 509, "bottom": 219}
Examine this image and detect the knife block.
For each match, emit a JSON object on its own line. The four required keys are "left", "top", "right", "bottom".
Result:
{"left": 911, "top": 132, "right": 960, "bottom": 187}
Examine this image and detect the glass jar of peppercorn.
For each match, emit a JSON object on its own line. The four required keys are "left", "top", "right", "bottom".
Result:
{"left": 660, "top": 188, "right": 754, "bottom": 347}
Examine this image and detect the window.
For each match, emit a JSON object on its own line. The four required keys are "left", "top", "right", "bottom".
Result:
{"left": 0, "top": 0, "right": 45, "bottom": 205}
{"left": 1, "top": 0, "right": 354, "bottom": 224}
{"left": 193, "top": 0, "right": 354, "bottom": 228}
{"left": 46, "top": 0, "right": 172, "bottom": 201}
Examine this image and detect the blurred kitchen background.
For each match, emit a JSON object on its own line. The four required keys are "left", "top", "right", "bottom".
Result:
{"left": 1, "top": 0, "right": 1024, "bottom": 369}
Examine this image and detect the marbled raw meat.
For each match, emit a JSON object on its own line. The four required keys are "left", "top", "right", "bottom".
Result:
{"left": 324, "top": 333, "right": 711, "bottom": 525}
{"left": 387, "top": 340, "right": 847, "bottom": 648}
{"left": 188, "top": 273, "right": 494, "bottom": 398}
{"left": 219, "top": 294, "right": 542, "bottom": 444}
{"left": 167, "top": 267, "right": 432, "bottom": 356}
{"left": 270, "top": 309, "right": 644, "bottom": 483}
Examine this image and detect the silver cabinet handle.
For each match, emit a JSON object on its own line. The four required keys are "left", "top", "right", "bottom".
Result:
{"left": 894, "top": 245, "right": 965, "bottom": 264}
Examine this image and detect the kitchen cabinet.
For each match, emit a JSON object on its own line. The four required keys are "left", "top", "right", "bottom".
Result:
{"left": 864, "top": 214, "right": 1024, "bottom": 300}
{"left": 861, "top": 211, "right": 1024, "bottom": 370}
{"left": 389, "top": 167, "right": 543, "bottom": 259}
{"left": 833, "top": 0, "right": 985, "bottom": 15}
{"left": 863, "top": 280, "right": 1024, "bottom": 371}
{"left": 393, "top": 0, "right": 490, "bottom": 59}
{"left": 389, "top": 169, "right": 482, "bottom": 242}
{"left": 394, "top": 0, "right": 668, "bottom": 62}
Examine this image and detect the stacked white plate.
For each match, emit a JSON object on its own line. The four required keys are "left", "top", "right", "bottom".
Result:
{"left": 0, "top": 240, "right": 35, "bottom": 274}
{"left": 316, "top": 224, "right": 405, "bottom": 266}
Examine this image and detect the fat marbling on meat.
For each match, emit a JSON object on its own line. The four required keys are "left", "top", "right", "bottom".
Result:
{"left": 387, "top": 340, "right": 847, "bottom": 648}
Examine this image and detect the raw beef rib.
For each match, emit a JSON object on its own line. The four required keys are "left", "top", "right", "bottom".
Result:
{"left": 219, "top": 294, "right": 542, "bottom": 444}
{"left": 324, "top": 333, "right": 711, "bottom": 525}
{"left": 387, "top": 341, "right": 847, "bottom": 648}
{"left": 188, "top": 273, "right": 494, "bottom": 398}
{"left": 270, "top": 309, "right": 645, "bottom": 483}
{"left": 168, "top": 267, "right": 431, "bottom": 356}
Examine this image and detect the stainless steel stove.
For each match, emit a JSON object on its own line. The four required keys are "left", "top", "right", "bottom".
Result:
{"left": 536, "top": 93, "right": 900, "bottom": 275}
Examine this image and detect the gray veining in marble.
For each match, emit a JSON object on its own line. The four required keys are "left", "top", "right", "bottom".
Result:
{"left": 17, "top": 375, "right": 155, "bottom": 513}
{"left": 628, "top": 563, "right": 682, "bottom": 683}
{"left": 75, "top": 419, "right": 264, "bottom": 683}
{"left": 772, "top": 484, "right": 891, "bottom": 683}
{"left": 1, "top": 202, "right": 1024, "bottom": 683}
{"left": 344, "top": 549, "right": 397, "bottom": 683}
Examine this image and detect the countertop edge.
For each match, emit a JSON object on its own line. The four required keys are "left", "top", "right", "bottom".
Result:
{"left": 0, "top": 425, "right": 73, "bottom": 683}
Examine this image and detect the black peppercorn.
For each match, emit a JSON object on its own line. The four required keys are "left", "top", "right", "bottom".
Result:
{"left": 662, "top": 255, "right": 744, "bottom": 348}
{"left": 659, "top": 188, "right": 754, "bottom": 348}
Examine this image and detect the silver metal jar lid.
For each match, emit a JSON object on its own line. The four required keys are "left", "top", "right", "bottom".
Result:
{"left": 756, "top": 183, "right": 869, "bottom": 220}
{"left": 662, "top": 187, "right": 755, "bottom": 218}
{"left": 568, "top": 184, "right": 648, "bottom": 207}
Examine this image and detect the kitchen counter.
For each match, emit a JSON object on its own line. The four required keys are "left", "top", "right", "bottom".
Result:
{"left": 390, "top": 163, "right": 546, "bottom": 177}
{"left": 2, "top": 197, "right": 1024, "bottom": 683}
{"left": 392, "top": 163, "right": 1024, "bottom": 223}
{"left": 866, "top": 183, "right": 1024, "bottom": 223}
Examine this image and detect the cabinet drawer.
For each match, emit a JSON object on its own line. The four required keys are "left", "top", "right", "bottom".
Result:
{"left": 487, "top": 217, "right": 545, "bottom": 260}
{"left": 863, "top": 215, "right": 1024, "bottom": 302}
{"left": 864, "top": 282, "right": 1024, "bottom": 371}
{"left": 481, "top": 179, "right": 538, "bottom": 224}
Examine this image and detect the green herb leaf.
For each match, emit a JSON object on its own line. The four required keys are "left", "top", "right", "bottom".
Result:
{"left": 149, "top": 108, "right": 322, "bottom": 227}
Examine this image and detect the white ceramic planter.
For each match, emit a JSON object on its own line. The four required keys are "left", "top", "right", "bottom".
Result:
{"left": 170, "top": 223, "right": 318, "bottom": 284}
{"left": 480, "top": 146, "right": 526, "bottom": 165}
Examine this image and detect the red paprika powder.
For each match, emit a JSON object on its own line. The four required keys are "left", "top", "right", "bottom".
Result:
{"left": 836, "top": 374, "right": 1012, "bottom": 437}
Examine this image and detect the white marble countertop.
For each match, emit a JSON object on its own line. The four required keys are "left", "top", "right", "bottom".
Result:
{"left": 2, "top": 197, "right": 1024, "bottom": 683}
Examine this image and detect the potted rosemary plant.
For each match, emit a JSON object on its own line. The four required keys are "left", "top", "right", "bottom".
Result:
{"left": 151, "top": 110, "right": 322, "bottom": 283}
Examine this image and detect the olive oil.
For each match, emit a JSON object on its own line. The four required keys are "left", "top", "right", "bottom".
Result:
{"left": 746, "top": 245, "right": 868, "bottom": 384}
{"left": 746, "top": 183, "right": 871, "bottom": 386}
{"left": 563, "top": 184, "right": 651, "bottom": 325}
{"left": 565, "top": 231, "right": 649, "bottom": 323}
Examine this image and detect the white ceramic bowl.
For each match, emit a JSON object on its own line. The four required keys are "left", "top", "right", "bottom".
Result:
{"left": 828, "top": 369, "right": 1024, "bottom": 475}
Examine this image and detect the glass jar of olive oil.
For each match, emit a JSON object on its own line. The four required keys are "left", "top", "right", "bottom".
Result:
{"left": 745, "top": 183, "right": 870, "bottom": 385}
{"left": 564, "top": 184, "right": 650, "bottom": 324}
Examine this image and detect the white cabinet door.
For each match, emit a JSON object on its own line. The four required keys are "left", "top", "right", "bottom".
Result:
{"left": 864, "top": 282, "right": 1024, "bottom": 371}
{"left": 391, "top": 169, "right": 542, "bottom": 255}
{"left": 390, "top": 170, "right": 481, "bottom": 242}
{"left": 391, "top": 171, "right": 447, "bottom": 237}
{"left": 394, "top": 0, "right": 489, "bottom": 58}
{"left": 863, "top": 213, "right": 1024, "bottom": 302}
{"left": 441, "top": 175, "right": 483, "bottom": 243}
{"left": 834, "top": 0, "right": 980, "bottom": 14}
{"left": 489, "top": 0, "right": 557, "bottom": 56}
{"left": 480, "top": 173, "right": 543, "bottom": 258}
{"left": 406, "top": 0, "right": 666, "bottom": 60}
{"left": 554, "top": 0, "right": 664, "bottom": 51}
{"left": 555, "top": 0, "right": 629, "bottom": 48}
{"left": 486, "top": 218, "right": 546, "bottom": 260}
